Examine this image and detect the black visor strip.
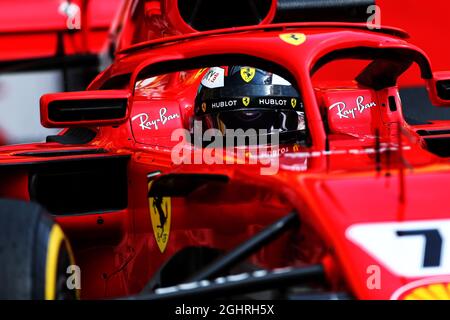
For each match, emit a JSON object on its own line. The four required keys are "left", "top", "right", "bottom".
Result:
{"left": 199, "top": 84, "right": 299, "bottom": 101}
{"left": 197, "top": 96, "right": 302, "bottom": 114}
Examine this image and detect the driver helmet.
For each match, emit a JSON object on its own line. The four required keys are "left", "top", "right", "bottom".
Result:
{"left": 193, "top": 66, "right": 305, "bottom": 145}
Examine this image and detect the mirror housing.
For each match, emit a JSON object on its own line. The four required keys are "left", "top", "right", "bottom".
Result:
{"left": 427, "top": 72, "right": 450, "bottom": 106}
{"left": 40, "top": 90, "right": 131, "bottom": 128}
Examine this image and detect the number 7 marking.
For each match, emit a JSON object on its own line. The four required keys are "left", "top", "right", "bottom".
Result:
{"left": 396, "top": 229, "right": 443, "bottom": 268}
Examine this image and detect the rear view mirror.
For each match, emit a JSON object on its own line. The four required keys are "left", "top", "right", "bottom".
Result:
{"left": 40, "top": 90, "right": 130, "bottom": 128}
{"left": 427, "top": 72, "right": 450, "bottom": 106}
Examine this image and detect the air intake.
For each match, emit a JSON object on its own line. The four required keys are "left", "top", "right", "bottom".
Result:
{"left": 40, "top": 90, "right": 130, "bottom": 128}
{"left": 177, "top": 0, "right": 376, "bottom": 32}
{"left": 47, "top": 98, "right": 128, "bottom": 122}
{"left": 177, "top": 0, "right": 273, "bottom": 31}
{"left": 436, "top": 80, "right": 450, "bottom": 100}
{"left": 274, "top": 0, "right": 376, "bottom": 23}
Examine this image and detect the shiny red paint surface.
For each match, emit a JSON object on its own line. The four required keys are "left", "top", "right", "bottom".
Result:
{"left": 1, "top": 1, "right": 450, "bottom": 300}
{"left": 108, "top": 0, "right": 450, "bottom": 89}
{"left": 378, "top": 0, "right": 450, "bottom": 85}
{"left": 1, "top": 0, "right": 448, "bottom": 85}
{"left": 0, "top": 0, "right": 122, "bottom": 61}
{"left": 0, "top": 23, "right": 449, "bottom": 300}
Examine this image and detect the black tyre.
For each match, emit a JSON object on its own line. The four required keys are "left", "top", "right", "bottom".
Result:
{"left": 0, "top": 199, "right": 77, "bottom": 299}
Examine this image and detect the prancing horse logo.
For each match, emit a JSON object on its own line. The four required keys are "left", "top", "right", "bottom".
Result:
{"left": 148, "top": 181, "right": 171, "bottom": 253}
{"left": 240, "top": 67, "right": 256, "bottom": 83}
{"left": 279, "top": 33, "right": 306, "bottom": 46}
{"left": 291, "top": 98, "right": 297, "bottom": 108}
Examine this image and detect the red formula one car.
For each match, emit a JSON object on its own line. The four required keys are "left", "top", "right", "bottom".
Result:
{"left": 0, "top": 0, "right": 450, "bottom": 300}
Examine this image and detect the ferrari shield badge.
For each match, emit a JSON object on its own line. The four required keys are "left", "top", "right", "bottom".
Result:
{"left": 291, "top": 98, "right": 297, "bottom": 108}
{"left": 242, "top": 97, "right": 250, "bottom": 106}
{"left": 148, "top": 181, "right": 171, "bottom": 253}
{"left": 195, "top": 68, "right": 207, "bottom": 79}
{"left": 240, "top": 67, "right": 256, "bottom": 83}
{"left": 279, "top": 33, "right": 306, "bottom": 46}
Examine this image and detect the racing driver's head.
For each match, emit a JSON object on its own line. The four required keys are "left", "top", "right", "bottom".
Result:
{"left": 193, "top": 66, "right": 306, "bottom": 145}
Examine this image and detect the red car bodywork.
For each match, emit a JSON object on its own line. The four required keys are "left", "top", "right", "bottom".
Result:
{"left": 0, "top": 0, "right": 449, "bottom": 300}
{"left": 0, "top": 0, "right": 447, "bottom": 87}
{"left": 0, "top": 0, "right": 122, "bottom": 62}
{"left": 379, "top": 0, "right": 450, "bottom": 86}
{"left": 0, "top": 18, "right": 449, "bottom": 299}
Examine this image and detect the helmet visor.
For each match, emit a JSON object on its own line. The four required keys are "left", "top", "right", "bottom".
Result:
{"left": 195, "top": 109, "right": 305, "bottom": 135}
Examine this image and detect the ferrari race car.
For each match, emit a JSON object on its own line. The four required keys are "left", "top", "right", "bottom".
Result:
{"left": 0, "top": 0, "right": 450, "bottom": 300}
